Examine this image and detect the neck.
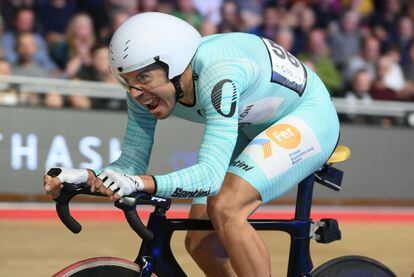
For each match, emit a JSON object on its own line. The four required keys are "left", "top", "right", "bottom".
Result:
{"left": 178, "top": 65, "right": 195, "bottom": 105}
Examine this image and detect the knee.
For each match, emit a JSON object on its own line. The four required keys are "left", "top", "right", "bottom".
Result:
{"left": 207, "top": 195, "right": 236, "bottom": 231}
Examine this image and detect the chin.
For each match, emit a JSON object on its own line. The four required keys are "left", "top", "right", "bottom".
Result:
{"left": 154, "top": 108, "right": 173, "bottom": 120}
{"left": 156, "top": 114, "right": 169, "bottom": 120}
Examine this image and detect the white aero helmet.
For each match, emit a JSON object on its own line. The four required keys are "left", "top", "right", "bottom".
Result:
{"left": 109, "top": 12, "right": 201, "bottom": 85}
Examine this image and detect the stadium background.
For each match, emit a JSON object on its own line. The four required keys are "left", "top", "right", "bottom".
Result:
{"left": 0, "top": 0, "right": 413, "bottom": 276}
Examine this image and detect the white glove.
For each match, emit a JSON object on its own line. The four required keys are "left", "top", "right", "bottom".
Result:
{"left": 46, "top": 167, "right": 89, "bottom": 184}
{"left": 98, "top": 169, "right": 144, "bottom": 197}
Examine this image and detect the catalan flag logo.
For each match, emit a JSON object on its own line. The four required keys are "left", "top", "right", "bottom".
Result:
{"left": 251, "top": 138, "right": 273, "bottom": 159}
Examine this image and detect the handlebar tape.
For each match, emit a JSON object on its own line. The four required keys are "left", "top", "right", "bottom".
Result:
{"left": 56, "top": 202, "right": 82, "bottom": 234}
{"left": 123, "top": 207, "right": 154, "bottom": 241}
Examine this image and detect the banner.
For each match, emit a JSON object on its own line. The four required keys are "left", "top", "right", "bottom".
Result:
{"left": 0, "top": 106, "right": 203, "bottom": 193}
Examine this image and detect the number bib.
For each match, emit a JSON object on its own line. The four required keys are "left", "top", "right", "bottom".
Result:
{"left": 262, "top": 38, "right": 307, "bottom": 96}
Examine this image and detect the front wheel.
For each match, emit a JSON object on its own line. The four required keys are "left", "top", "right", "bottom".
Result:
{"left": 52, "top": 257, "right": 156, "bottom": 277}
{"left": 311, "top": 255, "right": 396, "bottom": 277}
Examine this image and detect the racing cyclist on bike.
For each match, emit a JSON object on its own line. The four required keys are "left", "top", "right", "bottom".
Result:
{"left": 44, "top": 12, "right": 340, "bottom": 277}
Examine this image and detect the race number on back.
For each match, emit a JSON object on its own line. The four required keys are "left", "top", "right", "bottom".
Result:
{"left": 261, "top": 38, "right": 307, "bottom": 96}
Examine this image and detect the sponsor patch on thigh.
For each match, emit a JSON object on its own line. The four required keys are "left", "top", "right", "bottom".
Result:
{"left": 243, "top": 116, "right": 321, "bottom": 179}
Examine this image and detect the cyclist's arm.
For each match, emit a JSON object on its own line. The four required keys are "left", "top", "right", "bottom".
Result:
{"left": 153, "top": 65, "right": 243, "bottom": 198}
{"left": 99, "top": 93, "right": 157, "bottom": 175}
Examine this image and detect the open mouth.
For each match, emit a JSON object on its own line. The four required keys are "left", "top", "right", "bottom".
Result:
{"left": 144, "top": 98, "right": 160, "bottom": 111}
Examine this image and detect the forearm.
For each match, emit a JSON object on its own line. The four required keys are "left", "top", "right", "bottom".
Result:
{"left": 141, "top": 175, "right": 156, "bottom": 194}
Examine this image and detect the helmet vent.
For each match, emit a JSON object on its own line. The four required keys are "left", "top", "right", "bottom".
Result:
{"left": 124, "top": 47, "right": 129, "bottom": 52}
{"left": 123, "top": 54, "right": 128, "bottom": 59}
{"left": 125, "top": 40, "right": 131, "bottom": 45}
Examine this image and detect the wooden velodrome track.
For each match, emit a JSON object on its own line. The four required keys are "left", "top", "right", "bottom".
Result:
{"left": 1, "top": 203, "right": 413, "bottom": 276}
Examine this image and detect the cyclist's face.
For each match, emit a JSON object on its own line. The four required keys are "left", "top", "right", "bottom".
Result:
{"left": 121, "top": 65, "right": 176, "bottom": 119}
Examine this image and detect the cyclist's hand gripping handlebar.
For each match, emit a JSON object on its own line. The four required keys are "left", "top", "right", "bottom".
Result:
{"left": 47, "top": 168, "right": 160, "bottom": 241}
{"left": 47, "top": 168, "right": 103, "bottom": 234}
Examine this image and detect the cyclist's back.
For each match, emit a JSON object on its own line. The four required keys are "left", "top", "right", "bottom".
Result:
{"left": 173, "top": 32, "right": 334, "bottom": 139}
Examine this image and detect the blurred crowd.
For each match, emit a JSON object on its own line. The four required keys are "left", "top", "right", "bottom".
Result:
{"left": 0, "top": 0, "right": 414, "bottom": 124}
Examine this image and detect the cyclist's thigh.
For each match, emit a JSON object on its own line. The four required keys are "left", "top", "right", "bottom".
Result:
{"left": 228, "top": 87, "right": 339, "bottom": 203}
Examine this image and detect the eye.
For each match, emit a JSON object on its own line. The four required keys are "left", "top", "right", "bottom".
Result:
{"left": 136, "top": 73, "right": 151, "bottom": 83}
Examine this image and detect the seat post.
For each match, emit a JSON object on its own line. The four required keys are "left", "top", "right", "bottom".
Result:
{"left": 294, "top": 174, "right": 315, "bottom": 220}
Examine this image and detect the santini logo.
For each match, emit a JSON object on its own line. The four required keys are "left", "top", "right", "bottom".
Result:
{"left": 231, "top": 160, "right": 254, "bottom": 171}
{"left": 171, "top": 188, "right": 211, "bottom": 198}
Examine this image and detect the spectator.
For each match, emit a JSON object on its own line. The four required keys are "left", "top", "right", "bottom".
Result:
{"left": 172, "top": 0, "right": 203, "bottom": 30}
{"left": 0, "top": 0, "right": 36, "bottom": 31}
{"left": 402, "top": 42, "right": 414, "bottom": 101}
{"left": 370, "top": 0, "right": 401, "bottom": 39}
{"left": 0, "top": 58, "right": 18, "bottom": 106}
{"left": 234, "top": 0, "right": 263, "bottom": 31}
{"left": 328, "top": 9, "right": 363, "bottom": 71}
{"left": 99, "top": 9, "right": 130, "bottom": 44}
{"left": 200, "top": 20, "right": 218, "bottom": 36}
{"left": 403, "top": 42, "right": 414, "bottom": 82}
{"left": 311, "top": 0, "right": 339, "bottom": 29}
{"left": 75, "top": 44, "right": 124, "bottom": 110}
{"left": 140, "top": 0, "right": 160, "bottom": 12}
{"left": 50, "top": 13, "right": 96, "bottom": 78}
{"left": 248, "top": 5, "right": 280, "bottom": 40}
{"left": 346, "top": 69, "right": 373, "bottom": 103}
{"left": 105, "top": 0, "right": 138, "bottom": 15}
{"left": 156, "top": 0, "right": 174, "bottom": 14}
{"left": 77, "top": 1, "right": 110, "bottom": 40}
{"left": 292, "top": 7, "right": 316, "bottom": 55}
{"left": 36, "top": 0, "right": 77, "bottom": 45}
{"left": 193, "top": 0, "right": 223, "bottom": 25}
{"left": 12, "top": 32, "right": 63, "bottom": 108}
{"left": 75, "top": 44, "right": 116, "bottom": 83}
{"left": 344, "top": 69, "right": 374, "bottom": 123}
{"left": 383, "top": 47, "right": 406, "bottom": 92}
{"left": 0, "top": 8, "right": 57, "bottom": 72}
{"left": 218, "top": 1, "right": 243, "bottom": 33}
{"left": 370, "top": 55, "right": 404, "bottom": 101}
{"left": 277, "top": 5, "right": 297, "bottom": 29}
{"left": 393, "top": 16, "right": 414, "bottom": 65}
{"left": 298, "top": 29, "right": 342, "bottom": 96}
{"left": 274, "top": 27, "right": 294, "bottom": 53}
{"left": 12, "top": 32, "right": 50, "bottom": 78}
{"left": 345, "top": 35, "right": 381, "bottom": 81}
{"left": 370, "top": 55, "right": 406, "bottom": 126}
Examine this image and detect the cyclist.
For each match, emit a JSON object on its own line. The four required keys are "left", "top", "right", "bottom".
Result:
{"left": 44, "top": 12, "right": 340, "bottom": 277}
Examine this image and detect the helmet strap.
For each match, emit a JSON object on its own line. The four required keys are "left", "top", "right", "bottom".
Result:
{"left": 171, "top": 75, "right": 184, "bottom": 100}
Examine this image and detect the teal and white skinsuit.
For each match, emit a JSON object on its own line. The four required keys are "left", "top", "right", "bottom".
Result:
{"left": 104, "top": 33, "right": 340, "bottom": 204}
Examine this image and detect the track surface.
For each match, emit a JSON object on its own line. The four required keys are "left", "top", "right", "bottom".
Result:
{"left": 1, "top": 203, "right": 413, "bottom": 276}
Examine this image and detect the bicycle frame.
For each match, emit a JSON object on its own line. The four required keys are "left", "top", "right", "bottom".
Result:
{"left": 50, "top": 163, "right": 343, "bottom": 277}
{"left": 136, "top": 174, "right": 316, "bottom": 277}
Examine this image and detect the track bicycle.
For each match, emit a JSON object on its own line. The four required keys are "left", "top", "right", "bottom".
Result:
{"left": 49, "top": 145, "right": 397, "bottom": 276}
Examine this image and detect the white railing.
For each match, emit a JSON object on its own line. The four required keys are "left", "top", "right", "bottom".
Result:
{"left": 0, "top": 75, "right": 125, "bottom": 99}
{"left": 333, "top": 98, "right": 414, "bottom": 117}
{"left": 1, "top": 75, "right": 414, "bottom": 119}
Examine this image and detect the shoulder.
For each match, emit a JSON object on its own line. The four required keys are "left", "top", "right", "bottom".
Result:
{"left": 193, "top": 33, "right": 265, "bottom": 73}
{"left": 197, "top": 33, "right": 261, "bottom": 51}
